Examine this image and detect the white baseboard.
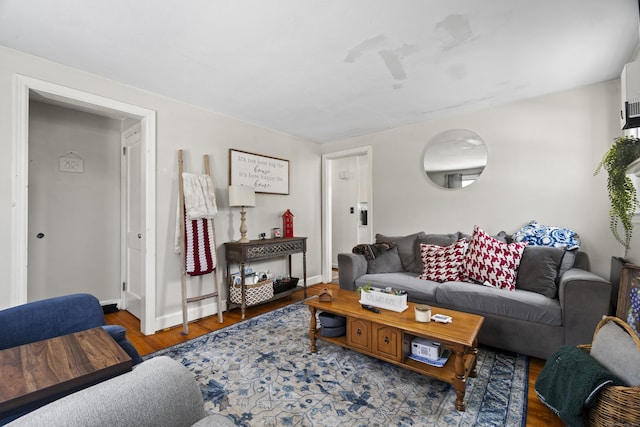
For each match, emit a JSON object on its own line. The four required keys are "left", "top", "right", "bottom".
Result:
{"left": 153, "top": 274, "right": 325, "bottom": 332}
{"left": 306, "top": 274, "right": 323, "bottom": 285}
{"left": 99, "top": 298, "right": 121, "bottom": 307}
{"left": 155, "top": 299, "right": 228, "bottom": 332}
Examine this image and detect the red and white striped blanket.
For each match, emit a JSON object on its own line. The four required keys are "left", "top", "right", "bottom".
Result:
{"left": 183, "top": 212, "right": 216, "bottom": 276}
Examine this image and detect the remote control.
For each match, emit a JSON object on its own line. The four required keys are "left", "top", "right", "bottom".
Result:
{"left": 361, "top": 304, "right": 380, "bottom": 313}
{"left": 432, "top": 314, "right": 452, "bottom": 323}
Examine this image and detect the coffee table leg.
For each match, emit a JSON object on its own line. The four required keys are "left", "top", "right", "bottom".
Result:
{"left": 454, "top": 349, "right": 467, "bottom": 411}
{"left": 468, "top": 342, "right": 478, "bottom": 378}
{"left": 308, "top": 306, "right": 317, "bottom": 353}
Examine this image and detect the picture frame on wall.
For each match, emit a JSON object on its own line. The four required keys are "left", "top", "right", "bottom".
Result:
{"left": 617, "top": 263, "right": 640, "bottom": 335}
{"left": 229, "top": 149, "right": 289, "bottom": 195}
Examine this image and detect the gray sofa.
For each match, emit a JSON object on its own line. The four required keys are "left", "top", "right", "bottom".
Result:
{"left": 338, "top": 231, "right": 612, "bottom": 360}
{"left": 7, "top": 356, "right": 234, "bottom": 427}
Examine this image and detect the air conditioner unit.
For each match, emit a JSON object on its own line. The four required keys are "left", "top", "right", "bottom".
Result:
{"left": 621, "top": 61, "right": 640, "bottom": 129}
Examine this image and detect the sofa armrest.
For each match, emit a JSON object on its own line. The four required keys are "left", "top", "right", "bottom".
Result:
{"left": 558, "top": 268, "right": 611, "bottom": 347}
{"left": 337, "top": 253, "right": 367, "bottom": 291}
{"left": 101, "top": 325, "right": 143, "bottom": 365}
{"left": 7, "top": 356, "right": 215, "bottom": 427}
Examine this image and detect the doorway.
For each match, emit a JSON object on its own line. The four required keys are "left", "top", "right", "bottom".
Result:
{"left": 27, "top": 101, "right": 123, "bottom": 304}
{"left": 321, "top": 146, "right": 373, "bottom": 283}
{"left": 11, "top": 75, "right": 158, "bottom": 335}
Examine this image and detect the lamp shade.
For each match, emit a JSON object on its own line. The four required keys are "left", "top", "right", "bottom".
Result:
{"left": 228, "top": 185, "right": 255, "bottom": 207}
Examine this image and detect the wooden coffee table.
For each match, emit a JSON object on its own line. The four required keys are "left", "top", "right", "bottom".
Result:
{"left": 304, "top": 289, "right": 484, "bottom": 411}
{"left": 0, "top": 327, "right": 132, "bottom": 418}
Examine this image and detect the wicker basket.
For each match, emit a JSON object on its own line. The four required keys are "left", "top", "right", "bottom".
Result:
{"left": 273, "top": 277, "right": 299, "bottom": 294}
{"left": 229, "top": 279, "right": 274, "bottom": 306}
{"left": 578, "top": 316, "right": 640, "bottom": 426}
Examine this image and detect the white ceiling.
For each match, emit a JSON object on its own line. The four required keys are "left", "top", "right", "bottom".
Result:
{"left": 1, "top": 0, "right": 638, "bottom": 143}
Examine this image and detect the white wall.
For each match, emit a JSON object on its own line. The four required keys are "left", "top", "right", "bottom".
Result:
{"left": 28, "top": 101, "right": 121, "bottom": 302}
{"left": 0, "top": 44, "right": 627, "bottom": 319}
{"left": 0, "top": 46, "right": 323, "bottom": 328}
{"left": 323, "top": 80, "right": 624, "bottom": 280}
{"left": 620, "top": 51, "right": 640, "bottom": 267}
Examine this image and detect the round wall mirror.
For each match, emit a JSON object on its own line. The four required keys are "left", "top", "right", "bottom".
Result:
{"left": 423, "top": 129, "right": 488, "bottom": 189}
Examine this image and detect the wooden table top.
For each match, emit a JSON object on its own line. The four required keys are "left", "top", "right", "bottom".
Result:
{"left": 304, "top": 288, "right": 484, "bottom": 348}
{"left": 0, "top": 327, "right": 132, "bottom": 415}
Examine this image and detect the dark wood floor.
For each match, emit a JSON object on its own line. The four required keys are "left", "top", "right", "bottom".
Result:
{"left": 105, "top": 283, "right": 563, "bottom": 427}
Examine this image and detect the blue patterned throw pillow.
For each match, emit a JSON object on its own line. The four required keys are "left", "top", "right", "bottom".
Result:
{"left": 512, "top": 220, "right": 580, "bottom": 250}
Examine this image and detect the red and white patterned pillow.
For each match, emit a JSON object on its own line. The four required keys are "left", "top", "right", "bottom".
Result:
{"left": 463, "top": 225, "right": 526, "bottom": 291}
{"left": 418, "top": 239, "right": 468, "bottom": 282}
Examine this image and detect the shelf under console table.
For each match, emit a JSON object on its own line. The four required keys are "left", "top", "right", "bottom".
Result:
{"left": 224, "top": 236, "right": 307, "bottom": 319}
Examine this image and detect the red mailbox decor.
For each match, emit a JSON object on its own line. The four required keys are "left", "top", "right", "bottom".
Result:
{"left": 282, "top": 209, "right": 294, "bottom": 238}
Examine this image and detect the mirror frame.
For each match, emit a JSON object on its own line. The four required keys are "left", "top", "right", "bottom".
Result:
{"left": 423, "top": 129, "right": 488, "bottom": 189}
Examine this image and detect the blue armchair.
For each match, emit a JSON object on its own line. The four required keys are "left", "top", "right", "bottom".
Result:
{"left": 0, "top": 293, "right": 144, "bottom": 424}
{"left": 0, "top": 293, "right": 142, "bottom": 365}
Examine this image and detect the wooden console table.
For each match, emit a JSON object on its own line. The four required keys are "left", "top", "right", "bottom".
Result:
{"left": 225, "top": 236, "right": 307, "bottom": 319}
{"left": 0, "top": 327, "right": 132, "bottom": 418}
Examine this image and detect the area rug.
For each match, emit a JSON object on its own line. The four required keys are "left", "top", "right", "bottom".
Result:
{"left": 148, "top": 302, "right": 528, "bottom": 426}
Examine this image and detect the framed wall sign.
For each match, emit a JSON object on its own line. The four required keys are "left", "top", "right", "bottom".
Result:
{"left": 229, "top": 149, "right": 289, "bottom": 195}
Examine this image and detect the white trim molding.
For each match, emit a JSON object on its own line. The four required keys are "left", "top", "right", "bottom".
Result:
{"left": 321, "top": 146, "right": 373, "bottom": 284}
{"left": 11, "top": 74, "right": 158, "bottom": 335}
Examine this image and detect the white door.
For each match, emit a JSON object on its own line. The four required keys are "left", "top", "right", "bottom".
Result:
{"left": 331, "top": 156, "right": 361, "bottom": 267}
{"left": 121, "top": 125, "right": 143, "bottom": 318}
{"left": 27, "top": 101, "right": 121, "bottom": 302}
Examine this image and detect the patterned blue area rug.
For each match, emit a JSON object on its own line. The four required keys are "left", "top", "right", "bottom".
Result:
{"left": 148, "top": 302, "right": 528, "bottom": 426}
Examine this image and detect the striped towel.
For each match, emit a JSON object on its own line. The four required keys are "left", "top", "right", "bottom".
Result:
{"left": 183, "top": 209, "right": 217, "bottom": 276}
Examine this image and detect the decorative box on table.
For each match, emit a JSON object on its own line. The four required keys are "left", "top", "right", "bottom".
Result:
{"left": 359, "top": 287, "right": 408, "bottom": 312}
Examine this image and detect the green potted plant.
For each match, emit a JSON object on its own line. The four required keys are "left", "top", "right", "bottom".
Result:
{"left": 595, "top": 135, "right": 640, "bottom": 256}
{"left": 356, "top": 283, "right": 371, "bottom": 297}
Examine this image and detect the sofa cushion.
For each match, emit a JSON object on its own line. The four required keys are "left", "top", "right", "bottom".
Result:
{"left": 558, "top": 250, "right": 576, "bottom": 280}
{"left": 367, "top": 246, "right": 404, "bottom": 274}
{"left": 463, "top": 226, "right": 526, "bottom": 291}
{"left": 418, "top": 239, "right": 467, "bottom": 282}
{"left": 435, "top": 281, "right": 562, "bottom": 326}
{"left": 376, "top": 232, "right": 426, "bottom": 273}
{"left": 512, "top": 220, "right": 581, "bottom": 250}
{"left": 590, "top": 319, "right": 640, "bottom": 386}
{"left": 424, "top": 233, "right": 459, "bottom": 246}
{"left": 355, "top": 272, "right": 440, "bottom": 303}
{"left": 457, "top": 230, "right": 510, "bottom": 243}
{"left": 516, "top": 246, "right": 565, "bottom": 298}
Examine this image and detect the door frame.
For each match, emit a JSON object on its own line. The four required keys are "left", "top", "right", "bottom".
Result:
{"left": 11, "top": 74, "right": 158, "bottom": 334}
{"left": 321, "top": 146, "right": 373, "bottom": 283}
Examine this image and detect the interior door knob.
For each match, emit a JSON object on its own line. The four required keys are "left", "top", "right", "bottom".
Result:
{"left": 138, "top": 233, "right": 141, "bottom": 238}
{"left": 36, "top": 233, "right": 45, "bottom": 239}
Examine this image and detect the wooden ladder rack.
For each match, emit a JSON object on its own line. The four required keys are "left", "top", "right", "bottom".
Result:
{"left": 177, "top": 149, "right": 224, "bottom": 334}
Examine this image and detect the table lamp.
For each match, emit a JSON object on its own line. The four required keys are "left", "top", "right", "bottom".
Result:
{"left": 228, "top": 185, "right": 256, "bottom": 243}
